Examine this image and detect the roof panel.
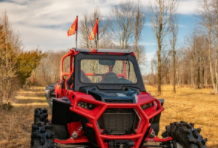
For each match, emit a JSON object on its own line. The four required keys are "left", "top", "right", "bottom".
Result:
{"left": 74, "top": 48, "right": 133, "bottom": 53}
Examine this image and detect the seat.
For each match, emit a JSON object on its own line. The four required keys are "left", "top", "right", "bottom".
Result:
{"left": 80, "top": 70, "right": 91, "bottom": 83}
{"left": 65, "top": 70, "right": 92, "bottom": 90}
{"left": 61, "top": 79, "right": 65, "bottom": 89}
{"left": 101, "top": 72, "right": 119, "bottom": 83}
{"left": 66, "top": 71, "right": 74, "bottom": 90}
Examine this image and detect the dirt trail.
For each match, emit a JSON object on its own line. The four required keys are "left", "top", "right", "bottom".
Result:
{"left": 0, "top": 87, "right": 51, "bottom": 148}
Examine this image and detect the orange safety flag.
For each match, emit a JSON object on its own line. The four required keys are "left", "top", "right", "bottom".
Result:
{"left": 67, "top": 16, "right": 78, "bottom": 36}
{"left": 89, "top": 19, "right": 98, "bottom": 40}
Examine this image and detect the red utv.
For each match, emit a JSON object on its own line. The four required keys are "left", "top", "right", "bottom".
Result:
{"left": 32, "top": 48, "right": 207, "bottom": 148}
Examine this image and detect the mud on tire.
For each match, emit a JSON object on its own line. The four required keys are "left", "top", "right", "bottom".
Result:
{"left": 162, "top": 121, "right": 207, "bottom": 148}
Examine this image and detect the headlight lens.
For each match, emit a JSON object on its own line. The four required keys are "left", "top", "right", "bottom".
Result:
{"left": 78, "top": 101, "right": 95, "bottom": 110}
{"left": 141, "top": 102, "right": 153, "bottom": 110}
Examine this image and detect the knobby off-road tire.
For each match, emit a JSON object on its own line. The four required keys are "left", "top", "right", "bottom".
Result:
{"left": 31, "top": 108, "right": 55, "bottom": 148}
{"left": 162, "top": 121, "right": 207, "bottom": 148}
{"left": 34, "top": 108, "right": 49, "bottom": 124}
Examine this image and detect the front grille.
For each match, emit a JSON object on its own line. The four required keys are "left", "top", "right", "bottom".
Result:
{"left": 105, "top": 99, "right": 133, "bottom": 103}
{"left": 97, "top": 108, "right": 138, "bottom": 135}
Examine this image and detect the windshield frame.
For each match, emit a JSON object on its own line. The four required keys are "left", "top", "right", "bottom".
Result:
{"left": 73, "top": 52, "right": 145, "bottom": 91}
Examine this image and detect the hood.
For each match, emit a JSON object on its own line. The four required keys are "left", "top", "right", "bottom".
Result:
{"left": 79, "top": 86, "right": 139, "bottom": 103}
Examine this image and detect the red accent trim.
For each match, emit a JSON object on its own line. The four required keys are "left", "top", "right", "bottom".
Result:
{"left": 86, "top": 123, "right": 94, "bottom": 128}
{"left": 108, "top": 53, "right": 125, "bottom": 55}
{"left": 54, "top": 137, "right": 89, "bottom": 144}
{"left": 85, "top": 73, "right": 104, "bottom": 76}
{"left": 130, "top": 52, "right": 136, "bottom": 57}
{"left": 60, "top": 50, "right": 74, "bottom": 81}
{"left": 89, "top": 48, "right": 97, "bottom": 52}
{"left": 145, "top": 137, "right": 173, "bottom": 142}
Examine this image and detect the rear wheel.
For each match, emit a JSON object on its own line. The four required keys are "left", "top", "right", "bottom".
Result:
{"left": 162, "top": 121, "right": 207, "bottom": 148}
{"left": 31, "top": 108, "right": 54, "bottom": 148}
{"left": 34, "top": 108, "right": 48, "bottom": 124}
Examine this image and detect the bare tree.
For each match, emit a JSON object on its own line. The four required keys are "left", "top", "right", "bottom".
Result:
{"left": 0, "top": 11, "right": 22, "bottom": 106}
{"left": 149, "top": 0, "right": 179, "bottom": 94}
{"left": 211, "top": 0, "right": 218, "bottom": 93}
{"left": 80, "top": 13, "right": 90, "bottom": 48}
{"left": 170, "top": 16, "right": 178, "bottom": 93}
{"left": 108, "top": 0, "right": 136, "bottom": 49}
{"left": 134, "top": 0, "right": 146, "bottom": 60}
{"left": 79, "top": 8, "right": 108, "bottom": 49}
{"left": 198, "top": 0, "right": 217, "bottom": 94}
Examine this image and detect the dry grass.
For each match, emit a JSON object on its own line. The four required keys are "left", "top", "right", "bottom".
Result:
{"left": 0, "top": 85, "right": 217, "bottom": 148}
{"left": 0, "top": 87, "right": 51, "bottom": 148}
{"left": 145, "top": 85, "right": 218, "bottom": 148}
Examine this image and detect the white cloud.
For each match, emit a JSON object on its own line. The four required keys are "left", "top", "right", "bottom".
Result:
{"left": 141, "top": 0, "right": 199, "bottom": 15}
{"left": 0, "top": 0, "right": 197, "bottom": 52}
{"left": 178, "top": 0, "right": 199, "bottom": 15}
{"left": 144, "top": 23, "right": 152, "bottom": 27}
{"left": 178, "top": 24, "right": 188, "bottom": 28}
{"left": 145, "top": 52, "right": 156, "bottom": 62}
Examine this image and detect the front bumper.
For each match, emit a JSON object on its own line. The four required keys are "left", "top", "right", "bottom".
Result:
{"left": 54, "top": 93, "right": 164, "bottom": 148}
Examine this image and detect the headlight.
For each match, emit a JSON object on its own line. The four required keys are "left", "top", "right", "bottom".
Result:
{"left": 141, "top": 102, "right": 153, "bottom": 110}
{"left": 78, "top": 101, "right": 95, "bottom": 110}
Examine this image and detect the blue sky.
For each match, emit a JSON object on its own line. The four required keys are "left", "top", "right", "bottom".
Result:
{"left": 142, "top": 13, "right": 198, "bottom": 62}
{"left": 0, "top": 0, "right": 200, "bottom": 73}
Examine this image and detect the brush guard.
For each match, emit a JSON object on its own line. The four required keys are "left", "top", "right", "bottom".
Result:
{"left": 53, "top": 97, "right": 177, "bottom": 148}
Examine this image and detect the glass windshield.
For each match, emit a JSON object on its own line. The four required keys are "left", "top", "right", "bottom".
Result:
{"left": 80, "top": 59, "right": 137, "bottom": 84}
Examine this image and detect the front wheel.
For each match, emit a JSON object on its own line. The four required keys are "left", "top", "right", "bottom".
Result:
{"left": 162, "top": 121, "right": 207, "bottom": 148}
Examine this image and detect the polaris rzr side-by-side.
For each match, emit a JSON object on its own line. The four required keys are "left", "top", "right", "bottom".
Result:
{"left": 32, "top": 48, "right": 207, "bottom": 148}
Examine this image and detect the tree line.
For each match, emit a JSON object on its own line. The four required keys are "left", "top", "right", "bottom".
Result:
{"left": 0, "top": 12, "right": 45, "bottom": 108}
{"left": 34, "top": 0, "right": 218, "bottom": 95}
{"left": 145, "top": 0, "right": 218, "bottom": 95}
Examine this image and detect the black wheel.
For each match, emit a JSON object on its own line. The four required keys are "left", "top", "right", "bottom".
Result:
{"left": 31, "top": 123, "right": 55, "bottom": 148}
{"left": 31, "top": 108, "right": 54, "bottom": 148}
{"left": 162, "top": 121, "right": 207, "bottom": 148}
{"left": 34, "top": 108, "right": 48, "bottom": 125}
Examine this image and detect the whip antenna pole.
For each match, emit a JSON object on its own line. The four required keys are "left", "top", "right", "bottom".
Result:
{"left": 76, "top": 15, "right": 78, "bottom": 48}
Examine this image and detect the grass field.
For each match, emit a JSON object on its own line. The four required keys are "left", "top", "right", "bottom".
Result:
{"left": 0, "top": 87, "right": 50, "bottom": 148}
{"left": 145, "top": 85, "right": 218, "bottom": 147}
{"left": 0, "top": 85, "right": 217, "bottom": 148}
